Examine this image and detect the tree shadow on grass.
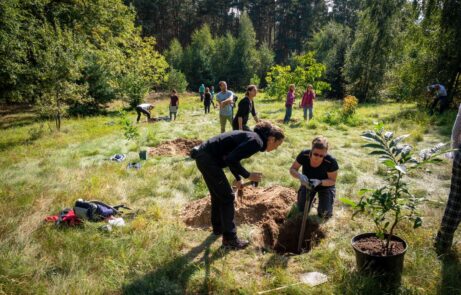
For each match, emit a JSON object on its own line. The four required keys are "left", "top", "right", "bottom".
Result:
{"left": 438, "top": 251, "right": 461, "bottom": 295}
{"left": 337, "top": 271, "right": 409, "bottom": 295}
{"left": 122, "top": 234, "right": 228, "bottom": 294}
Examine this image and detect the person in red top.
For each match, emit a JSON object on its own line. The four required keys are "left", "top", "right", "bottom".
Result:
{"left": 283, "top": 84, "right": 296, "bottom": 124}
{"left": 300, "top": 84, "right": 316, "bottom": 121}
{"left": 169, "top": 89, "right": 179, "bottom": 121}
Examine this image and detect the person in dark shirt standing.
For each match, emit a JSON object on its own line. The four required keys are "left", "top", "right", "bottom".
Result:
{"left": 191, "top": 121, "right": 285, "bottom": 249}
{"left": 233, "top": 85, "right": 260, "bottom": 131}
{"left": 289, "top": 136, "right": 339, "bottom": 219}
{"left": 204, "top": 87, "right": 214, "bottom": 114}
{"left": 169, "top": 89, "right": 179, "bottom": 121}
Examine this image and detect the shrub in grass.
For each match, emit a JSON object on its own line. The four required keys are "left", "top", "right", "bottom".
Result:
{"left": 322, "top": 111, "right": 340, "bottom": 125}
{"left": 307, "top": 120, "right": 318, "bottom": 129}
{"left": 411, "top": 129, "right": 424, "bottom": 142}
{"left": 342, "top": 95, "right": 359, "bottom": 118}
{"left": 341, "top": 170, "right": 358, "bottom": 184}
{"left": 27, "top": 123, "right": 46, "bottom": 143}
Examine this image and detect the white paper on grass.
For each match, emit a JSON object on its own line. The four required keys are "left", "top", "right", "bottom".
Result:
{"left": 299, "top": 272, "right": 328, "bottom": 287}
{"left": 108, "top": 217, "right": 126, "bottom": 227}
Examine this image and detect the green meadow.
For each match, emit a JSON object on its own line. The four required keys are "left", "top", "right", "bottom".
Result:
{"left": 1, "top": 94, "right": 459, "bottom": 294}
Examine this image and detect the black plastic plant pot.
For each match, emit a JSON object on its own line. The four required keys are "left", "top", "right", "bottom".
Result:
{"left": 139, "top": 150, "right": 148, "bottom": 160}
{"left": 351, "top": 233, "right": 408, "bottom": 285}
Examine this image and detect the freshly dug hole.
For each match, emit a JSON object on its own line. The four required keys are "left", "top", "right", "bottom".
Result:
{"left": 181, "top": 185, "right": 326, "bottom": 254}
{"left": 271, "top": 215, "right": 325, "bottom": 254}
{"left": 148, "top": 138, "right": 202, "bottom": 156}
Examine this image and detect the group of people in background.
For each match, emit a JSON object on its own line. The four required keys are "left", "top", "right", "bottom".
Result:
{"left": 136, "top": 81, "right": 318, "bottom": 126}
{"left": 137, "top": 82, "right": 451, "bottom": 127}
{"left": 284, "top": 84, "right": 316, "bottom": 124}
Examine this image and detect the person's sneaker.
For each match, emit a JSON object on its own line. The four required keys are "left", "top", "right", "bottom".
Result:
{"left": 222, "top": 238, "right": 249, "bottom": 250}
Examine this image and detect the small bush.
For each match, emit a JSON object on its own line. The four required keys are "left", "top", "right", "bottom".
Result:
{"left": 119, "top": 111, "right": 139, "bottom": 147}
{"left": 342, "top": 95, "right": 359, "bottom": 117}
{"left": 307, "top": 120, "right": 318, "bottom": 129}
{"left": 27, "top": 124, "right": 45, "bottom": 143}
{"left": 341, "top": 171, "right": 358, "bottom": 184}
{"left": 322, "top": 111, "right": 341, "bottom": 125}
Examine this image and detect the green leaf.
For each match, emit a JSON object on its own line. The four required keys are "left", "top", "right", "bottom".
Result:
{"left": 339, "top": 197, "right": 356, "bottom": 207}
{"left": 370, "top": 150, "right": 392, "bottom": 156}
{"left": 389, "top": 135, "right": 410, "bottom": 147}
{"left": 358, "top": 189, "right": 372, "bottom": 196}
{"left": 381, "top": 159, "right": 396, "bottom": 168}
{"left": 362, "top": 143, "right": 387, "bottom": 150}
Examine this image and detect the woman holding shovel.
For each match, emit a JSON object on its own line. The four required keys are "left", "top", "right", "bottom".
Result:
{"left": 289, "top": 136, "right": 339, "bottom": 219}
{"left": 191, "top": 121, "right": 285, "bottom": 250}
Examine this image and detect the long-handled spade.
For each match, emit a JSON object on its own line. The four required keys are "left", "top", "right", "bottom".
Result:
{"left": 297, "top": 180, "right": 314, "bottom": 253}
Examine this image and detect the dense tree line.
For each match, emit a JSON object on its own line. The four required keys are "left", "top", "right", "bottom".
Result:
{"left": 1, "top": 0, "right": 460, "bottom": 120}
{"left": 164, "top": 13, "right": 275, "bottom": 91}
{"left": 130, "top": 0, "right": 460, "bottom": 102}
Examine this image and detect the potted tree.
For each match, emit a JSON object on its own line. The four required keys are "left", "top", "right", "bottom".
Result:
{"left": 340, "top": 123, "right": 447, "bottom": 285}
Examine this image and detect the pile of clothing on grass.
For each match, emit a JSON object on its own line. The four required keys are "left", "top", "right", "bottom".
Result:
{"left": 45, "top": 199, "right": 132, "bottom": 231}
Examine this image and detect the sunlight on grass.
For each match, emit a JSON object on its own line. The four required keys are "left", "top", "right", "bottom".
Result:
{"left": 0, "top": 95, "right": 458, "bottom": 294}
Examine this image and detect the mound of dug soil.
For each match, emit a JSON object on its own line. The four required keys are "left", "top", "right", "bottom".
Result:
{"left": 148, "top": 138, "right": 202, "bottom": 156}
{"left": 181, "top": 185, "right": 325, "bottom": 254}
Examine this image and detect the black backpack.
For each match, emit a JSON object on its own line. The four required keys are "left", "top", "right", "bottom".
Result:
{"left": 74, "top": 199, "right": 130, "bottom": 221}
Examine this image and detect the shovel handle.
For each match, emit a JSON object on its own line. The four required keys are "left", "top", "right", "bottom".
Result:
{"left": 297, "top": 188, "right": 313, "bottom": 253}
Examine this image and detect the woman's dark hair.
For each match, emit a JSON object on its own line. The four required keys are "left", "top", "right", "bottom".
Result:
{"left": 253, "top": 120, "right": 285, "bottom": 141}
{"left": 245, "top": 85, "right": 258, "bottom": 96}
{"left": 312, "top": 136, "right": 328, "bottom": 150}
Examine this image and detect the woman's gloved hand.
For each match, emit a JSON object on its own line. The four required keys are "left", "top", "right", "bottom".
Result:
{"left": 299, "top": 174, "right": 309, "bottom": 186}
{"left": 310, "top": 179, "right": 322, "bottom": 187}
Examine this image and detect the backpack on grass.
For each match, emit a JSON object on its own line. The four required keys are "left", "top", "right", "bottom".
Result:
{"left": 73, "top": 199, "right": 130, "bottom": 222}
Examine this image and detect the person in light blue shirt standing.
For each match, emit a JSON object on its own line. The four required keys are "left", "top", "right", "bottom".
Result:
{"left": 199, "top": 83, "right": 206, "bottom": 102}
{"left": 216, "top": 81, "right": 234, "bottom": 133}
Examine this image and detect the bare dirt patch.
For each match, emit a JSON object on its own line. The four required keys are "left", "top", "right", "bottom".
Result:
{"left": 148, "top": 138, "right": 202, "bottom": 156}
{"left": 181, "top": 185, "right": 326, "bottom": 254}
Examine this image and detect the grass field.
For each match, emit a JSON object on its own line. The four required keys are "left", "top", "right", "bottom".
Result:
{"left": 1, "top": 93, "right": 460, "bottom": 294}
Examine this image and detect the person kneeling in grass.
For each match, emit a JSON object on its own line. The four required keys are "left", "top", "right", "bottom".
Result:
{"left": 191, "top": 121, "right": 285, "bottom": 250}
{"left": 289, "top": 136, "right": 339, "bottom": 219}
